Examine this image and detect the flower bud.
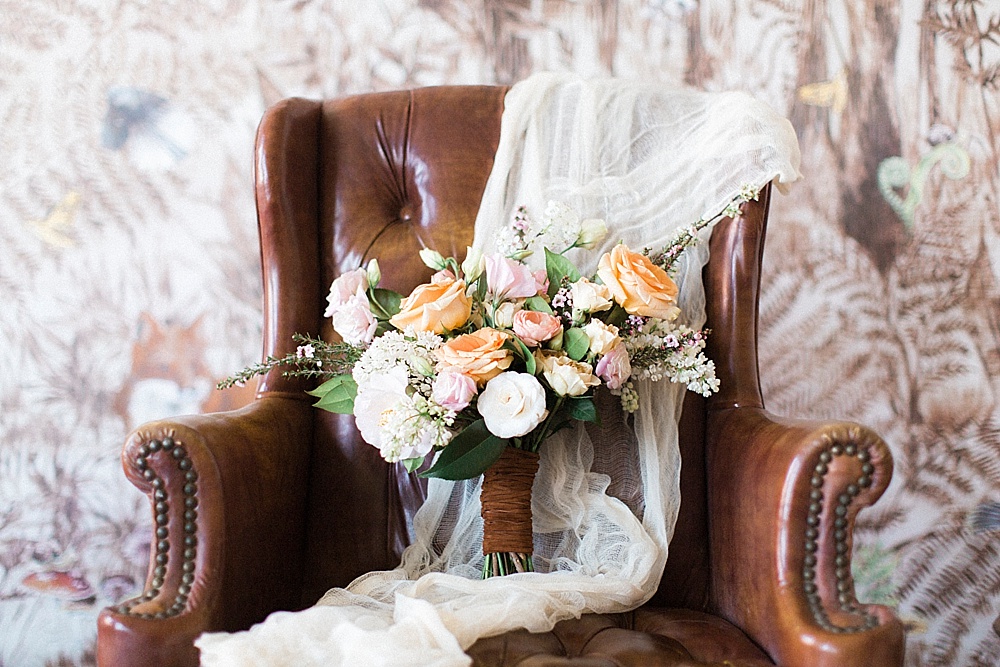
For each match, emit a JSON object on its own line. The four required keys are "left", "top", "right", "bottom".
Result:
{"left": 461, "top": 246, "right": 485, "bottom": 282}
{"left": 409, "top": 353, "right": 434, "bottom": 377}
{"left": 419, "top": 247, "right": 447, "bottom": 271}
{"left": 577, "top": 218, "right": 608, "bottom": 250}
{"left": 366, "top": 259, "right": 381, "bottom": 287}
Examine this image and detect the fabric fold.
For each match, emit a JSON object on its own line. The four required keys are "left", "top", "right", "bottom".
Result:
{"left": 196, "top": 72, "right": 800, "bottom": 667}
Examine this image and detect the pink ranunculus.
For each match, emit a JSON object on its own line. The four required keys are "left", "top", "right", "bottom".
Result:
{"left": 331, "top": 290, "right": 378, "bottom": 345}
{"left": 512, "top": 309, "right": 563, "bottom": 347}
{"left": 595, "top": 342, "right": 632, "bottom": 390}
{"left": 431, "top": 369, "right": 478, "bottom": 412}
{"left": 532, "top": 270, "right": 549, "bottom": 295}
{"left": 485, "top": 254, "right": 538, "bottom": 299}
{"left": 324, "top": 268, "right": 369, "bottom": 318}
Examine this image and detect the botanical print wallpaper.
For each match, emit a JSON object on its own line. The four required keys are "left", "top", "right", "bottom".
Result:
{"left": 0, "top": 0, "right": 997, "bottom": 665}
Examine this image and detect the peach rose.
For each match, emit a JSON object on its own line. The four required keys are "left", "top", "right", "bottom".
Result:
{"left": 596, "top": 244, "right": 679, "bottom": 320}
{"left": 434, "top": 328, "right": 513, "bottom": 385}
{"left": 512, "top": 309, "right": 563, "bottom": 347}
{"left": 389, "top": 275, "right": 471, "bottom": 334}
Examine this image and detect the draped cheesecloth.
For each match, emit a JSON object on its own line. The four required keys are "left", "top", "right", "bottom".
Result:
{"left": 196, "top": 73, "right": 801, "bottom": 666}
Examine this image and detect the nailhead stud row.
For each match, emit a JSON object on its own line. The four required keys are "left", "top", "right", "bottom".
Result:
{"left": 116, "top": 437, "right": 198, "bottom": 619}
{"left": 803, "top": 442, "right": 879, "bottom": 633}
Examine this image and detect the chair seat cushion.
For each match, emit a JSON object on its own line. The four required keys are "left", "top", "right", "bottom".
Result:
{"left": 467, "top": 608, "right": 774, "bottom": 666}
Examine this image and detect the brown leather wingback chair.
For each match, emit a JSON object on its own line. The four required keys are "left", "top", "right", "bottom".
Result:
{"left": 97, "top": 85, "right": 905, "bottom": 666}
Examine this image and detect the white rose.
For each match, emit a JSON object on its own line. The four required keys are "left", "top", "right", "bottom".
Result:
{"left": 324, "top": 268, "right": 368, "bottom": 318}
{"left": 537, "top": 352, "right": 600, "bottom": 397}
{"left": 331, "top": 289, "right": 377, "bottom": 345}
{"left": 582, "top": 319, "right": 621, "bottom": 356}
{"left": 571, "top": 278, "right": 612, "bottom": 314}
{"left": 353, "top": 366, "right": 409, "bottom": 449}
{"left": 478, "top": 372, "right": 548, "bottom": 438}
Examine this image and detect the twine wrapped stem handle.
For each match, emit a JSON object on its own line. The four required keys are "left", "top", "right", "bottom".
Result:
{"left": 481, "top": 446, "right": 539, "bottom": 556}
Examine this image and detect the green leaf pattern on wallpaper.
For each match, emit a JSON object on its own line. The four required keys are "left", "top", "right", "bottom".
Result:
{"left": 1, "top": 1, "right": 999, "bottom": 665}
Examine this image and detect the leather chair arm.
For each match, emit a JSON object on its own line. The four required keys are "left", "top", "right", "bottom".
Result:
{"left": 97, "top": 394, "right": 313, "bottom": 667}
{"left": 705, "top": 407, "right": 905, "bottom": 667}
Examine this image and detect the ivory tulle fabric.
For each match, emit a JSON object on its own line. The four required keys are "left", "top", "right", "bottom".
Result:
{"left": 195, "top": 73, "right": 801, "bottom": 666}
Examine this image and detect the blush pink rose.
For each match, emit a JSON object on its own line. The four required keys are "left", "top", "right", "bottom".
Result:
{"left": 431, "top": 369, "right": 477, "bottom": 412}
{"left": 512, "top": 309, "right": 563, "bottom": 347}
{"left": 331, "top": 290, "right": 377, "bottom": 345}
{"left": 595, "top": 342, "right": 632, "bottom": 390}
{"left": 324, "top": 268, "right": 368, "bottom": 318}
{"left": 485, "top": 254, "right": 538, "bottom": 299}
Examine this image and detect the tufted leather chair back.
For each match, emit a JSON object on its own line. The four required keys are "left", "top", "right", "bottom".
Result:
{"left": 251, "top": 86, "right": 770, "bottom": 611}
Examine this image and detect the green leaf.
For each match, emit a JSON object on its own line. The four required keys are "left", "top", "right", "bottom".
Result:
{"left": 603, "top": 304, "right": 628, "bottom": 327}
{"left": 524, "top": 295, "right": 553, "bottom": 314}
{"left": 307, "top": 374, "right": 357, "bottom": 414}
{"left": 545, "top": 248, "right": 581, "bottom": 298}
{"left": 563, "top": 327, "right": 590, "bottom": 361}
{"left": 421, "top": 420, "right": 508, "bottom": 480}
{"left": 504, "top": 336, "right": 537, "bottom": 375}
{"left": 402, "top": 457, "right": 424, "bottom": 473}
{"left": 476, "top": 273, "right": 488, "bottom": 302}
{"left": 369, "top": 288, "right": 403, "bottom": 319}
{"left": 566, "top": 396, "right": 598, "bottom": 423}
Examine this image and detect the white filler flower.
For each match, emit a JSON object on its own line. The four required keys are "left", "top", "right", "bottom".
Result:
{"left": 478, "top": 372, "right": 548, "bottom": 439}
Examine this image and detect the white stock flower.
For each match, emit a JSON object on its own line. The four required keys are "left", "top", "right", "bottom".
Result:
{"left": 354, "top": 366, "right": 454, "bottom": 462}
{"left": 478, "top": 372, "right": 548, "bottom": 438}
{"left": 353, "top": 365, "right": 410, "bottom": 451}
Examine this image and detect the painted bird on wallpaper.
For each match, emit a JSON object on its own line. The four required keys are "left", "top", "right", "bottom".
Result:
{"left": 27, "top": 191, "right": 79, "bottom": 248}
{"left": 102, "top": 86, "right": 196, "bottom": 171}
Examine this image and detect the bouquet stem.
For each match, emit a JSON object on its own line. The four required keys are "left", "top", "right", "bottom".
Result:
{"left": 480, "top": 446, "right": 539, "bottom": 578}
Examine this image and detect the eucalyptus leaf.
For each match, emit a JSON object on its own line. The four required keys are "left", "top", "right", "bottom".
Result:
{"left": 563, "top": 327, "right": 590, "bottom": 361}
{"left": 421, "top": 420, "right": 508, "bottom": 480}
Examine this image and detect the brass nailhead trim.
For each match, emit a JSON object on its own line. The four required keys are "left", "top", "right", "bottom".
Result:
{"left": 116, "top": 436, "right": 199, "bottom": 618}
{"left": 802, "top": 443, "right": 879, "bottom": 633}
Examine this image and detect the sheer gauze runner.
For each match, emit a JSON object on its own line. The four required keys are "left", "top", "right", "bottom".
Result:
{"left": 196, "top": 72, "right": 801, "bottom": 667}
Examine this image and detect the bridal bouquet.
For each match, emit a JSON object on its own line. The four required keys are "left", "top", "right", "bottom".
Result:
{"left": 220, "top": 194, "right": 749, "bottom": 576}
